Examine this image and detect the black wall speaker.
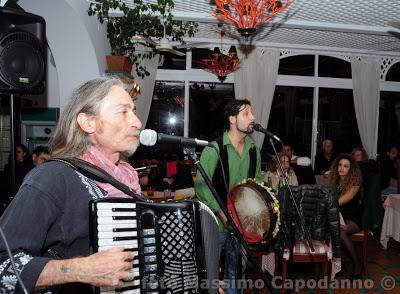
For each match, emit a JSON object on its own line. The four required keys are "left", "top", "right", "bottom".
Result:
{"left": 0, "top": 7, "right": 46, "bottom": 94}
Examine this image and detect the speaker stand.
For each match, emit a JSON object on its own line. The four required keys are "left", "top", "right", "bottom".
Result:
{"left": 9, "top": 94, "right": 16, "bottom": 197}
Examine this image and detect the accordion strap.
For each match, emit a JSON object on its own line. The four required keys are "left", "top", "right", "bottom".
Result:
{"left": 51, "top": 157, "right": 148, "bottom": 202}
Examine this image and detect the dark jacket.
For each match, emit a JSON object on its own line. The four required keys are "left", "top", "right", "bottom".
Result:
{"left": 277, "top": 184, "right": 341, "bottom": 257}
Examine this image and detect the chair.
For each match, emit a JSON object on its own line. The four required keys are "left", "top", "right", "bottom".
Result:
{"left": 276, "top": 184, "right": 340, "bottom": 294}
{"left": 350, "top": 230, "right": 369, "bottom": 275}
{"left": 348, "top": 170, "right": 380, "bottom": 275}
{"left": 281, "top": 240, "right": 330, "bottom": 294}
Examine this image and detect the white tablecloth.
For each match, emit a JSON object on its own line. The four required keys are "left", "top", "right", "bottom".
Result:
{"left": 380, "top": 194, "right": 400, "bottom": 249}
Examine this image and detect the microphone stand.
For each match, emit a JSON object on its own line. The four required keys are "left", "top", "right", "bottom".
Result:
{"left": 268, "top": 138, "right": 314, "bottom": 252}
{"left": 183, "top": 147, "right": 278, "bottom": 294}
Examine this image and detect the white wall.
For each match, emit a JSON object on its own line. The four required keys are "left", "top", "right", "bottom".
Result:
{"left": 19, "top": 0, "right": 110, "bottom": 109}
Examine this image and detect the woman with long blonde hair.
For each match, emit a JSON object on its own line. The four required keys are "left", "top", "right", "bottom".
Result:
{"left": 327, "top": 153, "right": 363, "bottom": 279}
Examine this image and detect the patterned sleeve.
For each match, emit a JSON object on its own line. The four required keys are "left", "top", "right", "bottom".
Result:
{"left": 0, "top": 171, "right": 62, "bottom": 293}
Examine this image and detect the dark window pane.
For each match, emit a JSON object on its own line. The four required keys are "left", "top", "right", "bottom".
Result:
{"left": 378, "top": 91, "right": 400, "bottom": 154}
{"left": 157, "top": 51, "right": 186, "bottom": 70}
{"left": 318, "top": 55, "right": 352, "bottom": 79}
{"left": 146, "top": 81, "right": 184, "bottom": 136}
{"left": 191, "top": 48, "right": 214, "bottom": 69}
{"left": 262, "top": 86, "right": 313, "bottom": 157}
{"left": 318, "top": 88, "right": 361, "bottom": 154}
{"left": 386, "top": 62, "right": 400, "bottom": 82}
{"left": 278, "top": 55, "right": 314, "bottom": 76}
{"left": 189, "top": 82, "right": 234, "bottom": 140}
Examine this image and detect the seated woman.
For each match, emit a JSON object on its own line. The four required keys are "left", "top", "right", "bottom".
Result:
{"left": 327, "top": 153, "right": 363, "bottom": 279}
{"left": 351, "top": 147, "right": 369, "bottom": 163}
{"left": 264, "top": 154, "right": 298, "bottom": 192}
{"left": 351, "top": 146, "right": 379, "bottom": 184}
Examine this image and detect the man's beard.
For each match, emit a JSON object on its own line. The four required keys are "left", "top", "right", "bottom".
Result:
{"left": 236, "top": 122, "right": 254, "bottom": 134}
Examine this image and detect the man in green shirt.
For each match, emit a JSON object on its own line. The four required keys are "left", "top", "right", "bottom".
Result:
{"left": 194, "top": 99, "right": 263, "bottom": 294}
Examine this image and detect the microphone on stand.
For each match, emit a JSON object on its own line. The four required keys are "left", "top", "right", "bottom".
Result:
{"left": 253, "top": 124, "right": 282, "bottom": 142}
{"left": 140, "top": 129, "right": 213, "bottom": 147}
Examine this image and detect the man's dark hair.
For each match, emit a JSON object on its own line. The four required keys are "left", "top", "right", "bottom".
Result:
{"left": 32, "top": 146, "right": 50, "bottom": 156}
{"left": 223, "top": 99, "right": 251, "bottom": 130}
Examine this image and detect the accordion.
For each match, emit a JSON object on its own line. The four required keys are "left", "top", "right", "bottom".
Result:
{"left": 90, "top": 198, "right": 219, "bottom": 294}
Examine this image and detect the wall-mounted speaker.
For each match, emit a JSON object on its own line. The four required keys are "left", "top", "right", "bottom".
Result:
{"left": 0, "top": 7, "right": 46, "bottom": 94}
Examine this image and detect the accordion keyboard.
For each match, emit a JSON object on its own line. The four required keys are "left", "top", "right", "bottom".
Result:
{"left": 90, "top": 199, "right": 208, "bottom": 294}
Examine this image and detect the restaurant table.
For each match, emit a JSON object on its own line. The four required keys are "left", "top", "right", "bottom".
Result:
{"left": 143, "top": 191, "right": 175, "bottom": 202}
{"left": 380, "top": 194, "right": 400, "bottom": 248}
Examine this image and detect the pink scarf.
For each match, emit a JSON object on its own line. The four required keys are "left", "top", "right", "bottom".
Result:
{"left": 80, "top": 146, "right": 141, "bottom": 197}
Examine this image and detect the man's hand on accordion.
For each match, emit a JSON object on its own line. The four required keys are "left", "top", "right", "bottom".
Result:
{"left": 35, "top": 246, "right": 135, "bottom": 290}
{"left": 77, "top": 246, "right": 135, "bottom": 287}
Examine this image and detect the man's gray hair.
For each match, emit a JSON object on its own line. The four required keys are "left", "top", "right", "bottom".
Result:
{"left": 49, "top": 77, "right": 125, "bottom": 158}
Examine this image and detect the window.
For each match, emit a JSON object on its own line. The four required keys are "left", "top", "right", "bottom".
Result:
{"left": 386, "top": 61, "right": 400, "bottom": 82}
{"left": 378, "top": 91, "right": 400, "bottom": 154}
{"left": 318, "top": 88, "right": 361, "bottom": 154}
{"left": 318, "top": 55, "right": 351, "bottom": 79}
{"left": 191, "top": 48, "right": 214, "bottom": 69}
{"left": 146, "top": 81, "right": 185, "bottom": 136}
{"left": 262, "top": 86, "right": 314, "bottom": 157}
{"left": 278, "top": 55, "right": 314, "bottom": 76}
{"left": 189, "top": 82, "right": 234, "bottom": 140}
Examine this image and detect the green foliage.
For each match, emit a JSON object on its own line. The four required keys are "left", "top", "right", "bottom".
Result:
{"left": 88, "top": 0, "right": 198, "bottom": 78}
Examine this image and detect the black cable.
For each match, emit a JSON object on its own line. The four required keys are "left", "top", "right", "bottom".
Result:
{"left": 0, "top": 227, "right": 28, "bottom": 294}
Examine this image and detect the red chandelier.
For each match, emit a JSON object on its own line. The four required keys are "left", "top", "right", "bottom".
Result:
{"left": 199, "top": 45, "right": 240, "bottom": 82}
{"left": 213, "top": 0, "right": 294, "bottom": 37}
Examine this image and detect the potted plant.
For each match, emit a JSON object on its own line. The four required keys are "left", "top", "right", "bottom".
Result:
{"left": 88, "top": 0, "right": 198, "bottom": 77}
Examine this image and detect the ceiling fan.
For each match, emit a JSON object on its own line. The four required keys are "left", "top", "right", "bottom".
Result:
{"left": 132, "top": 21, "right": 208, "bottom": 57}
{"left": 388, "top": 21, "right": 400, "bottom": 39}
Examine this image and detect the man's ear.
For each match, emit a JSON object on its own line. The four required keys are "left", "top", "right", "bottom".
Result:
{"left": 77, "top": 113, "right": 96, "bottom": 134}
{"left": 228, "top": 115, "right": 236, "bottom": 125}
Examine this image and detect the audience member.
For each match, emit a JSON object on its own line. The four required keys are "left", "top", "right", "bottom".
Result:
{"left": 32, "top": 146, "right": 51, "bottom": 166}
{"left": 314, "top": 139, "right": 336, "bottom": 175}
{"left": 351, "top": 147, "right": 369, "bottom": 163}
{"left": 327, "top": 153, "right": 363, "bottom": 279}
{"left": 2, "top": 143, "right": 34, "bottom": 196}
{"left": 282, "top": 143, "right": 311, "bottom": 167}
{"left": 282, "top": 143, "right": 315, "bottom": 185}
{"left": 264, "top": 154, "right": 298, "bottom": 192}
{"left": 379, "top": 145, "right": 399, "bottom": 193}
{"left": 351, "top": 147, "right": 380, "bottom": 185}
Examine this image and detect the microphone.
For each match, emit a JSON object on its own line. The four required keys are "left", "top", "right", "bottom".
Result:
{"left": 253, "top": 124, "right": 282, "bottom": 142}
{"left": 140, "top": 129, "right": 212, "bottom": 147}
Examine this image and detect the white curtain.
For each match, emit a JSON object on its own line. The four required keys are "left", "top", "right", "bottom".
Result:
{"left": 234, "top": 48, "right": 280, "bottom": 148}
{"left": 351, "top": 56, "right": 380, "bottom": 159}
{"left": 131, "top": 45, "right": 159, "bottom": 127}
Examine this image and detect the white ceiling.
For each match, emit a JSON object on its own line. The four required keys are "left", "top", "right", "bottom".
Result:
{"left": 126, "top": 0, "right": 400, "bottom": 57}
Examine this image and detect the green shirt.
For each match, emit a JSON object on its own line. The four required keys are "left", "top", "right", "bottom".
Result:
{"left": 194, "top": 131, "right": 263, "bottom": 230}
